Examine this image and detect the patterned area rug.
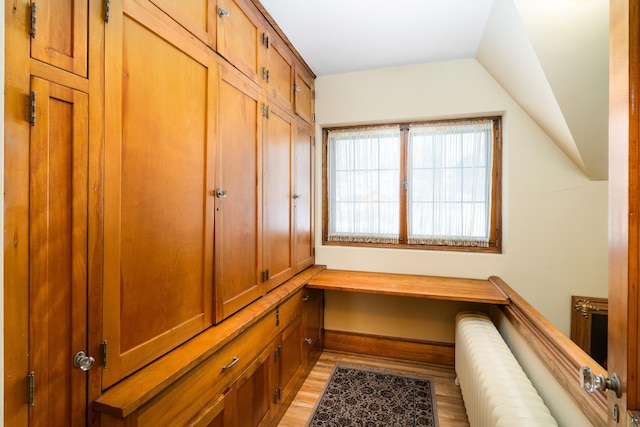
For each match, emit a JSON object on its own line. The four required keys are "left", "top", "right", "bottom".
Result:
{"left": 306, "top": 365, "right": 439, "bottom": 427}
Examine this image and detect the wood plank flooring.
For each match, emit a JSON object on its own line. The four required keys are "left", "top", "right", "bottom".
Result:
{"left": 278, "top": 350, "right": 470, "bottom": 426}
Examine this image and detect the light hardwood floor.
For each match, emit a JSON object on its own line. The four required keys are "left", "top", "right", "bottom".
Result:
{"left": 279, "top": 350, "right": 470, "bottom": 426}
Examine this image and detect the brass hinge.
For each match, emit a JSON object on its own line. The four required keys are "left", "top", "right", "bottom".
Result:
{"left": 261, "top": 67, "right": 270, "bottom": 83}
{"left": 27, "top": 372, "right": 35, "bottom": 406}
{"left": 261, "top": 103, "right": 270, "bottom": 119}
{"left": 312, "top": 113, "right": 316, "bottom": 123}
{"left": 104, "top": 0, "right": 110, "bottom": 23}
{"left": 262, "top": 268, "right": 270, "bottom": 282}
{"left": 30, "top": 3, "right": 37, "bottom": 38}
{"left": 275, "top": 306, "right": 280, "bottom": 326}
{"left": 101, "top": 340, "right": 108, "bottom": 369}
{"left": 29, "top": 91, "right": 36, "bottom": 126}
{"left": 312, "top": 90, "right": 315, "bottom": 100}
{"left": 261, "top": 32, "right": 269, "bottom": 49}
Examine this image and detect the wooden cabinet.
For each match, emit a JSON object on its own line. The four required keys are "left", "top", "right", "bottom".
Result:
{"left": 294, "top": 64, "right": 315, "bottom": 124}
{"left": 294, "top": 121, "right": 315, "bottom": 273}
{"left": 29, "top": 0, "right": 88, "bottom": 76}
{"left": 6, "top": 0, "right": 316, "bottom": 424}
{"left": 226, "top": 342, "right": 276, "bottom": 427}
{"left": 263, "top": 103, "right": 295, "bottom": 291}
{"left": 275, "top": 317, "right": 304, "bottom": 409}
{"left": 94, "top": 283, "right": 324, "bottom": 427}
{"left": 29, "top": 77, "right": 89, "bottom": 427}
{"left": 214, "top": 63, "right": 264, "bottom": 322}
{"left": 302, "top": 289, "right": 324, "bottom": 367}
{"left": 263, "top": 31, "right": 294, "bottom": 111}
{"left": 216, "top": 0, "right": 264, "bottom": 82}
{"left": 102, "top": 1, "right": 218, "bottom": 386}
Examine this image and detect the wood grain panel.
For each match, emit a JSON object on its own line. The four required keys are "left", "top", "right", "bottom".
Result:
{"left": 103, "top": 1, "right": 217, "bottom": 386}
{"left": 294, "top": 122, "right": 315, "bottom": 273}
{"left": 264, "top": 104, "right": 294, "bottom": 290}
{"left": 30, "top": 0, "right": 88, "bottom": 76}
{"left": 215, "top": 64, "right": 263, "bottom": 322}
{"left": 307, "top": 269, "right": 510, "bottom": 304}
{"left": 323, "top": 330, "right": 455, "bottom": 366}
{"left": 29, "top": 77, "right": 89, "bottom": 427}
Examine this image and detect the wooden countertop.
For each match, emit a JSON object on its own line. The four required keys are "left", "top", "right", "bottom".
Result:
{"left": 307, "top": 269, "right": 510, "bottom": 305}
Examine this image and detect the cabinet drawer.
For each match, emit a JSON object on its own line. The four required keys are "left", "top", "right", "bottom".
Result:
{"left": 137, "top": 314, "right": 277, "bottom": 426}
{"left": 277, "top": 288, "right": 323, "bottom": 328}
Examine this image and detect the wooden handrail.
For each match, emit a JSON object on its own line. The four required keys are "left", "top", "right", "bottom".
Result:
{"left": 489, "top": 276, "right": 607, "bottom": 427}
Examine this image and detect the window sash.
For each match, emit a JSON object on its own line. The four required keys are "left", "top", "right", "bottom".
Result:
{"left": 407, "top": 120, "right": 494, "bottom": 247}
{"left": 327, "top": 125, "right": 401, "bottom": 244}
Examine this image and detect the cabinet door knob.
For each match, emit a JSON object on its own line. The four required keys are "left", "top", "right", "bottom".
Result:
{"left": 304, "top": 338, "right": 313, "bottom": 344}
{"left": 213, "top": 188, "right": 227, "bottom": 198}
{"left": 217, "top": 7, "right": 230, "bottom": 18}
{"left": 73, "top": 351, "right": 95, "bottom": 371}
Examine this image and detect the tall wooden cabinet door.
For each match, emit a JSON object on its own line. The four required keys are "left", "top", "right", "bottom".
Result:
{"left": 29, "top": 77, "right": 89, "bottom": 426}
{"left": 293, "top": 64, "right": 314, "bottom": 124}
{"left": 214, "top": 64, "right": 263, "bottom": 322}
{"left": 29, "top": 0, "right": 88, "bottom": 76}
{"left": 263, "top": 104, "right": 294, "bottom": 291}
{"left": 103, "top": 1, "right": 217, "bottom": 387}
{"left": 294, "top": 122, "right": 315, "bottom": 272}
{"left": 215, "top": 0, "right": 264, "bottom": 82}
{"left": 263, "top": 31, "right": 294, "bottom": 112}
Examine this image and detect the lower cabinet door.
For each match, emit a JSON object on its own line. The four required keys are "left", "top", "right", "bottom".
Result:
{"left": 226, "top": 343, "right": 275, "bottom": 427}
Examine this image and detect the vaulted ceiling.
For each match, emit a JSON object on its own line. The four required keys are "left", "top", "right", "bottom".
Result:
{"left": 260, "top": 0, "right": 609, "bottom": 180}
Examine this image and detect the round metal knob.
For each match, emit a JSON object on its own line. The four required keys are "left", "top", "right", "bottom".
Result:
{"left": 73, "top": 351, "right": 95, "bottom": 371}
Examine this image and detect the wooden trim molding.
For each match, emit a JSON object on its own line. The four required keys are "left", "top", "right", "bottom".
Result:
{"left": 489, "top": 276, "right": 607, "bottom": 427}
{"left": 323, "top": 329, "right": 455, "bottom": 366}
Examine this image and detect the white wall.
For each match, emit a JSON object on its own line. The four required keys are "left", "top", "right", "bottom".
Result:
{"left": 314, "top": 59, "right": 608, "bottom": 341}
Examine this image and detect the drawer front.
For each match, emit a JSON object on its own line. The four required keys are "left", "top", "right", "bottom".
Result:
{"left": 137, "top": 314, "right": 278, "bottom": 426}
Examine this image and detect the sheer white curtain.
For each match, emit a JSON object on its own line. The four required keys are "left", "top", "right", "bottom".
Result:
{"left": 327, "top": 126, "right": 401, "bottom": 243}
{"left": 408, "top": 120, "right": 493, "bottom": 247}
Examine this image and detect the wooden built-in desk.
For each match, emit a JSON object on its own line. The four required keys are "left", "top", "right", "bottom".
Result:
{"left": 307, "top": 269, "right": 510, "bottom": 305}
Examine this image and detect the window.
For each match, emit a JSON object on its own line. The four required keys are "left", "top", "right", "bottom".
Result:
{"left": 323, "top": 117, "right": 502, "bottom": 252}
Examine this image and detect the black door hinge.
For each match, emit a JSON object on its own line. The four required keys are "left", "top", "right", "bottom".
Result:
{"left": 101, "top": 340, "right": 108, "bottom": 369}
{"left": 104, "top": 0, "right": 110, "bottom": 23}
{"left": 30, "top": 3, "right": 37, "bottom": 38}
{"left": 27, "top": 372, "right": 35, "bottom": 406}
{"left": 29, "top": 91, "right": 36, "bottom": 126}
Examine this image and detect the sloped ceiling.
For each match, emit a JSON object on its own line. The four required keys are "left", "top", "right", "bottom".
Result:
{"left": 259, "top": 0, "right": 609, "bottom": 180}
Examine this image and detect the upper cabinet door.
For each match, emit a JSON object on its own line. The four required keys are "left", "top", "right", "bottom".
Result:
{"left": 293, "top": 64, "right": 314, "bottom": 124}
{"left": 263, "top": 103, "right": 295, "bottom": 291}
{"left": 30, "top": 0, "right": 88, "bottom": 76}
{"left": 294, "top": 122, "right": 315, "bottom": 273}
{"left": 102, "top": 0, "right": 217, "bottom": 387}
{"left": 214, "top": 63, "right": 263, "bottom": 323}
{"left": 216, "top": 0, "right": 264, "bottom": 82}
{"left": 263, "top": 31, "right": 294, "bottom": 112}
{"left": 136, "top": 0, "right": 216, "bottom": 47}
